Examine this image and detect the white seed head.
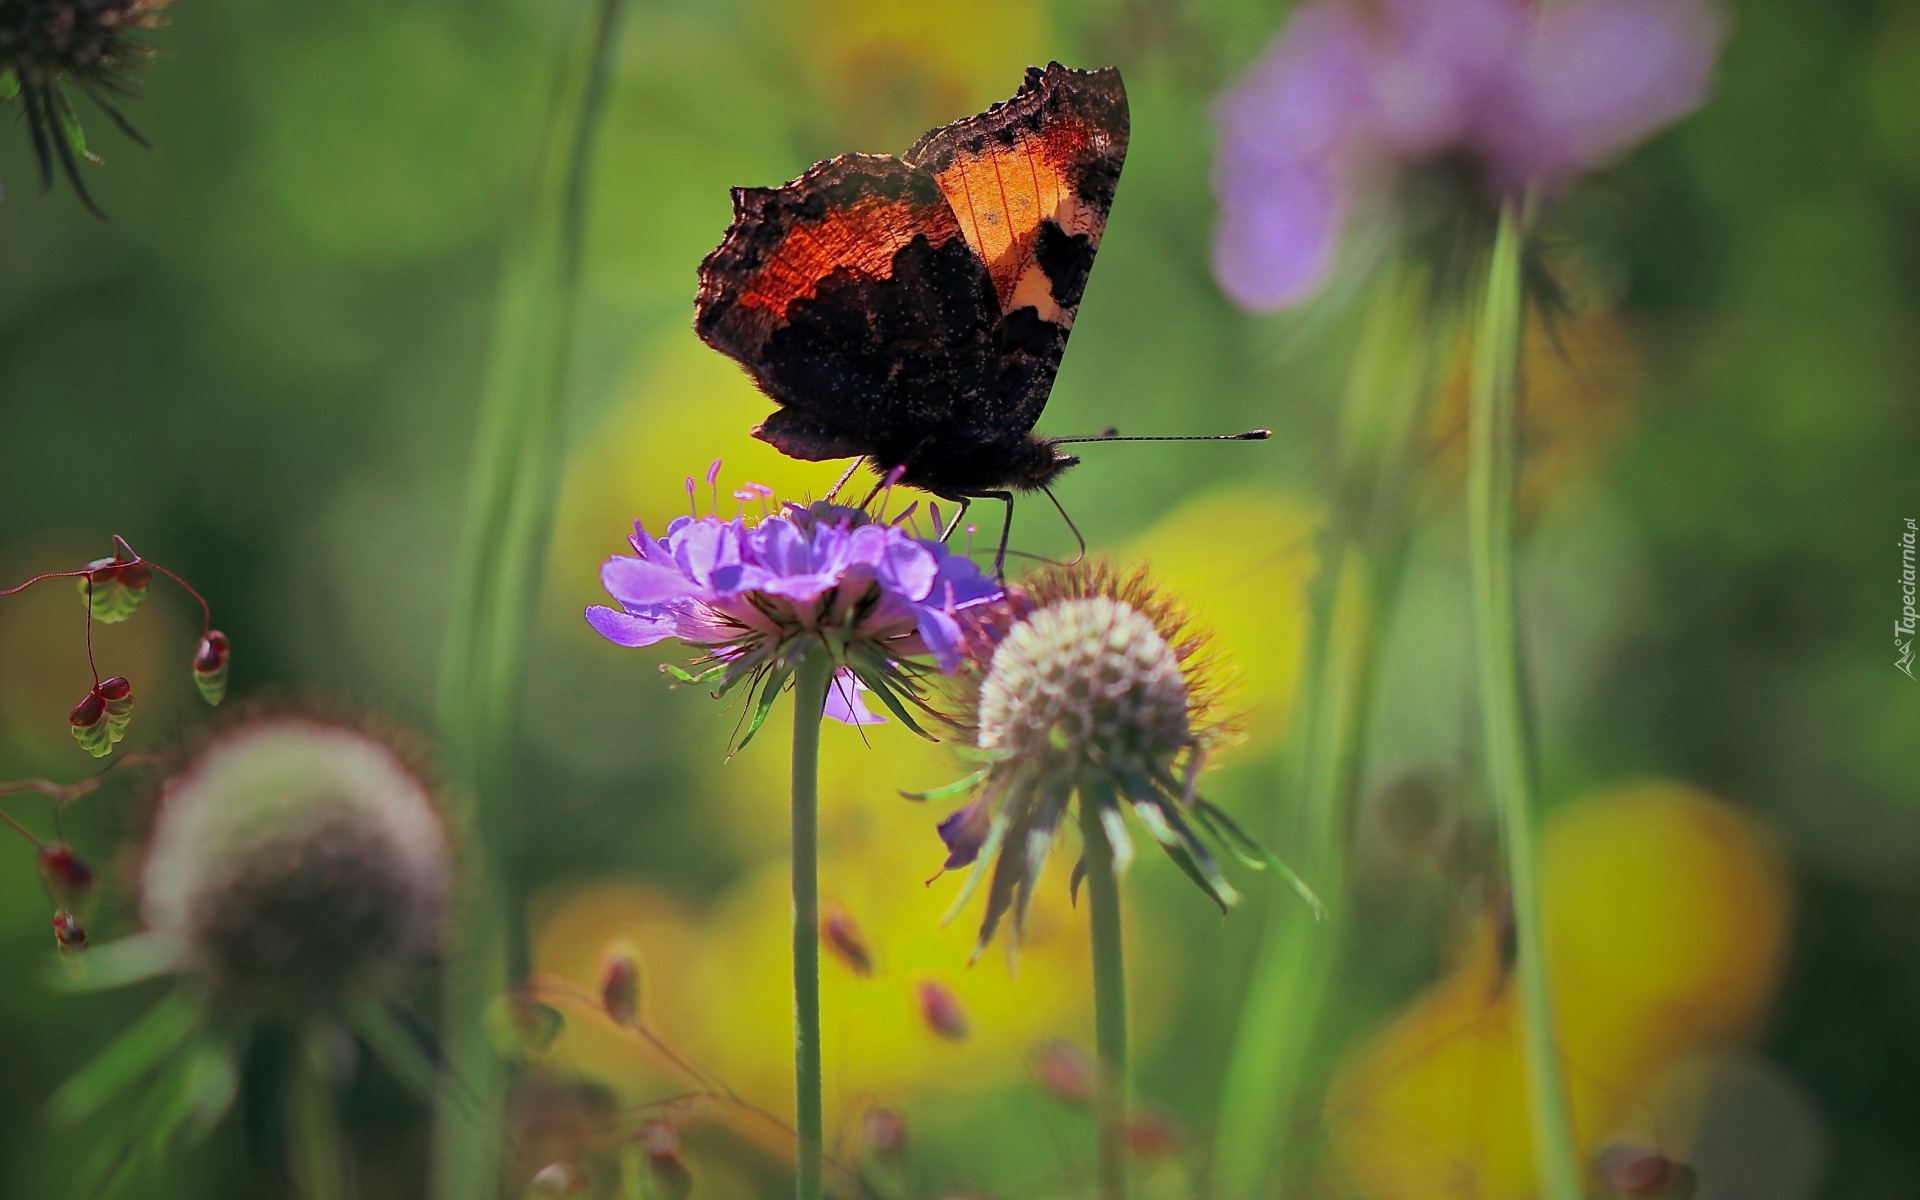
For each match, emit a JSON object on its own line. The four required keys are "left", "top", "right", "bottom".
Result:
{"left": 142, "top": 719, "right": 449, "bottom": 1016}
{"left": 978, "top": 597, "right": 1190, "bottom": 770}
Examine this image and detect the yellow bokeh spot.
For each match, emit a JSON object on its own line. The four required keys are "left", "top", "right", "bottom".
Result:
{"left": 1125, "top": 486, "right": 1322, "bottom": 751}
{"left": 1326, "top": 782, "right": 1791, "bottom": 1200}
{"left": 547, "top": 329, "right": 847, "bottom": 632}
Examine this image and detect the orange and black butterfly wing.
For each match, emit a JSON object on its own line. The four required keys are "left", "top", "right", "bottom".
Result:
{"left": 903, "top": 62, "right": 1129, "bottom": 444}
{"left": 694, "top": 154, "right": 1002, "bottom": 465}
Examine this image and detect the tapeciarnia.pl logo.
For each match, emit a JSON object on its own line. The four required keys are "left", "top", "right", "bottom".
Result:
{"left": 1900, "top": 518, "right": 1917, "bottom": 678}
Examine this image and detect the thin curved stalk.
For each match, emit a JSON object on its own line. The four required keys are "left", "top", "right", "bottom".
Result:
{"left": 430, "top": 1, "right": 628, "bottom": 1197}
{"left": 1080, "top": 782, "right": 1129, "bottom": 1200}
{"left": 1466, "top": 203, "right": 1581, "bottom": 1200}
{"left": 790, "top": 650, "right": 833, "bottom": 1200}
{"left": 1212, "top": 266, "right": 1442, "bottom": 1199}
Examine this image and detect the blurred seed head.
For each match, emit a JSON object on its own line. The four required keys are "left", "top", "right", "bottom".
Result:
{"left": 141, "top": 716, "right": 450, "bottom": 1017}
{"left": 0, "top": 0, "right": 170, "bottom": 85}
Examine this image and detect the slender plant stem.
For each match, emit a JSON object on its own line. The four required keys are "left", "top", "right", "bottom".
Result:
{"left": 430, "top": 2, "right": 627, "bottom": 1197}
{"left": 290, "top": 1025, "right": 347, "bottom": 1200}
{"left": 1467, "top": 203, "right": 1582, "bottom": 1200}
{"left": 790, "top": 649, "right": 832, "bottom": 1200}
{"left": 1079, "top": 784, "right": 1129, "bottom": 1200}
{"left": 1212, "top": 266, "right": 1441, "bottom": 1199}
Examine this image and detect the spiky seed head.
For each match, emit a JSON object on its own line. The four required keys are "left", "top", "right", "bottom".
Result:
{"left": 0, "top": 0, "right": 171, "bottom": 85}
{"left": 979, "top": 596, "right": 1191, "bottom": 776}
{"left": 141, "top": 717, "right": 449, "bottom": 1018}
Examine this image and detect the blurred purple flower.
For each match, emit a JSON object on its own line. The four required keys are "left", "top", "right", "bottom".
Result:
{"left": 1213, "top": 0, "right": 1724, "bottom": 309}
{"left": 587, "top": 490, "right": 1000, "bottom": 729}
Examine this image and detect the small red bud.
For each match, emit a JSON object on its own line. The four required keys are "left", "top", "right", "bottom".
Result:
{"left": 822, "top": 904, "right": 874, "bottom": 976}
{"left": 1125, "top": 1108, "right": 1182, "bottom": 1159}
{"left": 193, "top": 630, "right": 231, "bottom": 705}
{"left": 115, "top": 561, "right": 151, "bottom": 590}
{"left": 637, "top": 1121, "right": 693, "bottom": 1200}
{"left": 69, "top": 691, "right": 106, "bottom": 727}
{"left": 860, "top": 1105, "right": 908, "bottom": 1162}
{"left": 1596, "top": 1140, "right": 1695, "bottom": 1198}
{"left": 1031, "top": 1039, "right": 1095, "bottom": 1107}
{"left": 527, "top": 1162, "right": 587, "bottom": 1198}
{"left": 38, "top": 843, "right": 94, "bottom": 910}
{"left": 70, "top": 678, "right": 135, "bottom": 756}
{"left": 600, "top": 952, "right": 640, "bottom": 1028}
{"left": 916, "top": 979, "right": 969, "bottom": 1042}
{"left": 52, "top": 910, "right": 87, "bottom": 950}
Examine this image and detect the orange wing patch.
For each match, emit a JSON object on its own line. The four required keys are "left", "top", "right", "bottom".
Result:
{"left": 697, "top": 154, "right": 966, "bottom": 357}
{"left": 905, "top": 63, "right": 1129, "bottom": 324}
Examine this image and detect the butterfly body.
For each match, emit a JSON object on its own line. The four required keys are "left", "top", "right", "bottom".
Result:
{"left": 694, "top": 63, "right": 1129, "bottom": 511}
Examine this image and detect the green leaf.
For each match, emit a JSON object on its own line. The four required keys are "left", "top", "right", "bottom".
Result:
{"left": 661, "top": 661, "right": 725, "bottom": 686}
{"left": 48, "top": 932, "right": 182, "bottom": 992}
{"left": 733, "top": 661, "right": 792, "bottom": 752}
{"left": 899, "top": 768, "right": 987, "bottom": 803}
{"left": 1192, "top": 798, "right": 1326, "bottom": 920}
{"left": 847, "top": 661, "right": 933, "bottom": 739}
{"left": 350, "top": 1002, "right": 439, "bottom": 1098}
{"left": 949, "top": 743, "right": 1013, "bottom": 764}
{"left": 49, "top": 991, "right": 199, "bottom": 1125}
{"left": 1162, "top": 842, "right": 1236, "bottom": 915}
{"left": 51, "top": 86, "right": 99, "bottom": 164}
{"left": 0, "top": 70, "right": 18, "bottom": 101}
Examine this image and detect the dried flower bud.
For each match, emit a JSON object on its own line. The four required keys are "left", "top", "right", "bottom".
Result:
{"left": 822, "top": 904, "right": 873, "bottom": 976}
{"left": 527, "top": 1161, "right": 587, "bottom": 1199}
{"left": 77, "top": 557, "right": 149, "bottom": 623}
{"left": 141, "top": 718, "right": 450, "bottom": 1016}
{"left": 69, "top": 676, "right": 134, "bottom": 758}
{"left": 52, "top": 909, "right": 87, "bottom": 950}
{"left": 916, "top": 979, "right": 969, "bottom": 1042}
{"left": 1031, "top": 1039, "right": 1095, "bottom": 1107}
{"left": 193, "top": 630, "right": 231, "bottom": 706}
{"left": 860, "top": 1105, "right": 908, "bottom": 1163}
{"left": 636, "top": 1121, "right": 693, "bottom": 1200}
{"left": 600, "top": 950, "right": 640, "bottom": 1028}
{"left": 37, "top": 842, "right": 94, "bottom": 910}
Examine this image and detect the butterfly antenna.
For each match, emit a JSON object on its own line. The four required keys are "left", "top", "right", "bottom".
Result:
{"left": 1050, "top": 428, "right": 1273, "bottom": 444}
{"left": 1039, "top": 485, "right": 1086, "bottom": 567}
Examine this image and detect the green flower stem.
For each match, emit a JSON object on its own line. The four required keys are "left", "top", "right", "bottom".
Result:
{"left": 290, "top": 1026, "right": 347, "bottom": 1200}
{"left": 1080, "top": 783, "right": 1129, "bottom": 1200}
{"left": 430, "top": 1, "right": 627, "bottom": 1197}
{"left": 790, "top": 649, "right": 833, "bottom": 1200}
{"left": 1213, "top": 265, "right": 1444, "bottom": 1199}
{"left": 1467, "top": 203, "right": 1581, "bottom": 1200}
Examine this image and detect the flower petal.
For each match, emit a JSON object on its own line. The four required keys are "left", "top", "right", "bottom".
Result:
{"left": 822, "top": 668, "right": 887, "bottom": 726}
{"left": 602, "top": 556, "right": 702, "bottom": 608}
{"left": 585, "top": 605, "right": 676, "bottom": 648}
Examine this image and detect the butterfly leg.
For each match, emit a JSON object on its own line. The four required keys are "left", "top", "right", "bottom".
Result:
{"left": 959, "top": 490, "right": 1016, "bottom": 579}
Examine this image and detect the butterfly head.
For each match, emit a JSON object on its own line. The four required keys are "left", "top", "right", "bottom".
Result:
{"left": 1014, "top": 439, "right": 1080, "bottom": 492}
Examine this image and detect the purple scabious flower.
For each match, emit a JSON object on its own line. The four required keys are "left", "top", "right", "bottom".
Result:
{"left": 586, "top": 474, "right": 1002, "bottom": 740}
{"left": 1213, "top": 0, "right": 1725, "bottom": 309}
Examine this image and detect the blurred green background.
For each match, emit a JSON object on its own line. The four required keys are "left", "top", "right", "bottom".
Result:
{"left": 3, "top": 0, "right": 1918, "bottom": 1195}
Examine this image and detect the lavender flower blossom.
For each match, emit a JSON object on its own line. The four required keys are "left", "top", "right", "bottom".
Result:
{"left": 1213, "top": 0, "right": 1724, "bottom": 308}
{"left": 587, "top": 477, "right": 1001, "bottom": 739}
